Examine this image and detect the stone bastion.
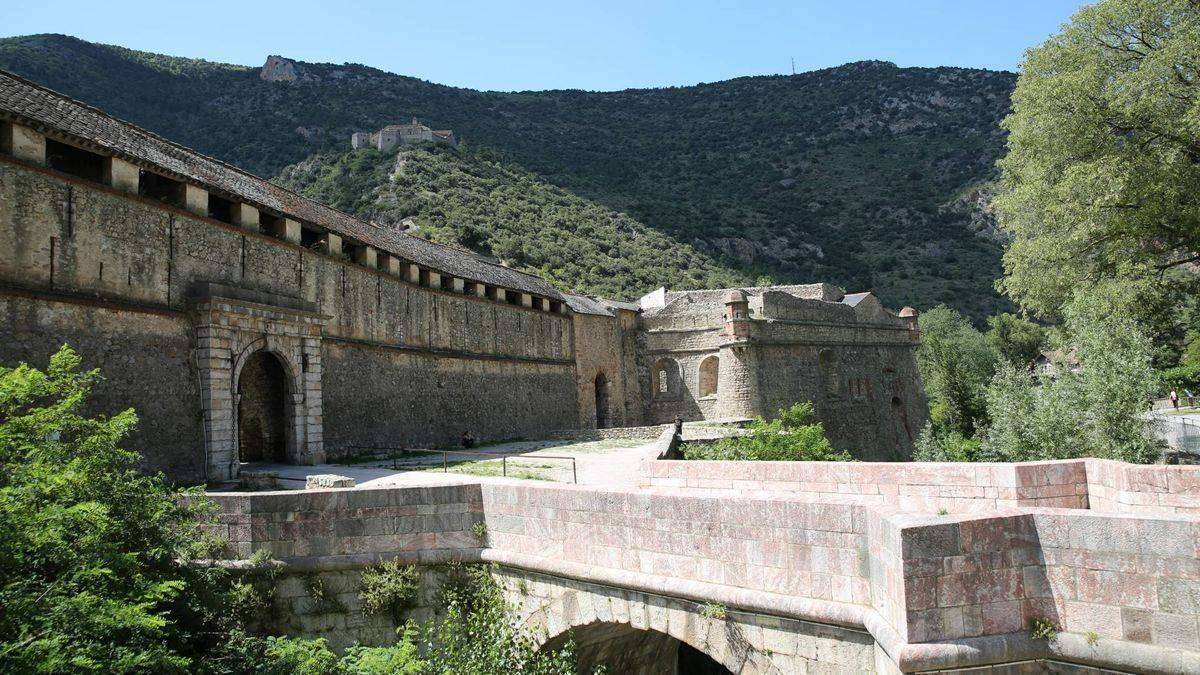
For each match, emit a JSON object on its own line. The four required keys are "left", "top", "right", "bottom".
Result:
{"left": 204, "top": 434, "right": 1200, "bottom": 673}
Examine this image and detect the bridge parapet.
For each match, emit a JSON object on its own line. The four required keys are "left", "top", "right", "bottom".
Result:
{"left": 644, "top": 455, "right": 1200, "bottom": 515}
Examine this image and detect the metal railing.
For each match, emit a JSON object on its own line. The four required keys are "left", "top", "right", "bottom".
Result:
{"left": 346, "top": 445, "right": 578, "bottom": 483}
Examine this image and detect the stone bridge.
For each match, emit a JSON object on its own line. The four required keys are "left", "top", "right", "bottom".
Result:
{"left": 206, "top": 433, "right": 1200, "bottom": 673}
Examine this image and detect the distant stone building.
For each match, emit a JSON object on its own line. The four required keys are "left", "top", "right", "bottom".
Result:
{"left": 351, "top": 118, "right": 457, "bottom": 151}
{"left": 635, "top": 285, "right": 926, "bottom": 460}
{"left": 0, "top": 69, "right": 925, "bottom": 483}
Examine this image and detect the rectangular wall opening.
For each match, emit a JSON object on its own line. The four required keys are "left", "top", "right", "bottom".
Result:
{"left": 464, "top": 281, "right": 478, "bottom": 295}
{"left": 300, "top": 226, "right": 324, "bottom": 249}
{"left": 549, "top": 300, "right": 563, "bottom": 314}
{"left": 208, "top": 194, "right": 234, "bottom": 223}
{"left": 485, "top": 285, "right": 498, "bottom": 301}
{"left": 0, "top": 121, "right": 11, "bottom": 154}
{"left": 259, "top": 211, "right": 284, "bottom": 237}
{"left": 506, "top": 291, "right": 521, "bottom": 306}
{"left": 419, "top": 268, "right": 431, "bottom": 287}
{"left": 440, "top": 275, "right": 454, "bottom": 291}
{"left": 139, "top": 171, "right": 185, "bottom": 207}
{"left": 46, "top": 139, "right": 105, "bottom": 183}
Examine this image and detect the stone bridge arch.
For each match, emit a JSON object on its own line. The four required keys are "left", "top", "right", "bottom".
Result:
{"left": 495, "top": 568, "right": 874, "bottom": 674}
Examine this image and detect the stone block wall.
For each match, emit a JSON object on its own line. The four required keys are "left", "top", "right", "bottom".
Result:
{"left": 479, "top": 483, "right": 872, "bottom": 609}
{"left": 204, "top": 483, "right": 483, "bottom": 561}
{"left": 893, "top": 509, "right": 1200, "bottom": 660}
{"left": 202, "top": 471, "right": 1200, "bottom": 672}
{"left": 644, "top": 458, "right": 1091, "bottom": 513}
{"left": 645, "top": 456, "right": 1200, "bottom": 517}
{"left": 1085, "top": 458, "right": 1200, "bottom": 515}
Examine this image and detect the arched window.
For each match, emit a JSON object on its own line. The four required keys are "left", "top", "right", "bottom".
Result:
{"left": 698, "top": 355, "right": 719, "bottom": 398}
{"left": 653, "top": 358, "right": 678, "bottom": 397}
{"left": 819, "top": 349, "right": 839, "bottom": 398}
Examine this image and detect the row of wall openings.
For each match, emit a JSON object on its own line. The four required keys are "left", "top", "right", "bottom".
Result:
{"left": 1, "top": 125, "right": 568, "bottom": 318}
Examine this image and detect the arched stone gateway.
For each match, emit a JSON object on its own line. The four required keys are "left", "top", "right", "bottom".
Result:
{"left": 496, "top": 568, "right": 875, "bottom": 674}
{"left": 237, "top": 350, "right": 290, "bottom": 463}
{"left": 191, "top": 284, "right": 328, "bottom": 480}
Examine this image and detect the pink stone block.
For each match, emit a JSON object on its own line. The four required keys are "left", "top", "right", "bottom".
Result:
{"left": 1064, "top": 600, "right": 1123, "bottom": 638}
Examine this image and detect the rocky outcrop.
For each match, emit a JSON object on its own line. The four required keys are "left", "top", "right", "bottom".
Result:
{"left": 261, "top": 55, "right": 306, "bottom": 83}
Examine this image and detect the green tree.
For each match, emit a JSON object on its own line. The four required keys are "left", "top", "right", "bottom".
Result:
{"left": 916, "top": 306, "right": 998, "bottom": 438}
{"left": 985, "top": 313, "right": 1046, "bottom": 367}
{"left": 995, "top": 0, "right": 1200, "bottom": 317}
{"left": 984, "top": 288, "right": 1162, "bottom": 463}
{"left": 0, "top": 346, "right": 225, "bottom": 672}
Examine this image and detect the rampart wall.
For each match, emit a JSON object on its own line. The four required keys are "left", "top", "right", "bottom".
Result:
{"left": 0, "top": 157, "right": 577, "bottom": 480}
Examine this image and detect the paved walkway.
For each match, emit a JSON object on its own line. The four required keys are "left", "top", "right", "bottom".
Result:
{"left": 242, "top": 436, "right": 656, "bottom": 491}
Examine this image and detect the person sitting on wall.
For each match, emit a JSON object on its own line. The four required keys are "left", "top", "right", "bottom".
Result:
{"left": 461, "top": 431, "right": 476, "bottom": 449}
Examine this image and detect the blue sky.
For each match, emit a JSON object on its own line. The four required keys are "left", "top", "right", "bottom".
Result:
{"left": 2, "top": 0, "right": 1087, "bottom": 91}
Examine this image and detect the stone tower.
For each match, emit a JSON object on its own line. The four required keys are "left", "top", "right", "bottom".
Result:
{"left": 716, "top": 290, "right": 762, "bottom": 419}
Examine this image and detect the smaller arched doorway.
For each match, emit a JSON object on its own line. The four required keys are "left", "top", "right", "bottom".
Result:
{"left": 237, "top": 351, "right": 291, "bottom": 464}
{"left": 698, "top": 355, "right": 720, "bottom": 398}
{"left": 594, "top": 373, "right": 610, "bottom": 429}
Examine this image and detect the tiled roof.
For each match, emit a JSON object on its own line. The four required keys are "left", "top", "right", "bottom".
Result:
{"left": 0, "top": 69, "right": 561, "bottom": 300}
{"left": 562, "top": 293, "right": 613, "bottom": 316}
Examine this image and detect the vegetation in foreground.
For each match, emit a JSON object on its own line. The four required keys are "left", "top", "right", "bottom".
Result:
{"left": 0, "top": 346, "right": 582, "bottom": 674}
{"left": 681, "top": 402, "right": 850, "bottom": 461}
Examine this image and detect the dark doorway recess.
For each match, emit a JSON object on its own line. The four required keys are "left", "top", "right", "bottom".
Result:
{"left": 238, "top": 351, "right": 289, "bottom": 463}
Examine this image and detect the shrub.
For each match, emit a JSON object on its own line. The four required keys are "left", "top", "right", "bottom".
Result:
{"left": 422, "top": 564, "right": 579, "bottom": 674}
{"left": 682, "top": 402, "right": 850, "bottom": 461}
{"left": 358, "top": 559, "right": 420, "bottom": 622}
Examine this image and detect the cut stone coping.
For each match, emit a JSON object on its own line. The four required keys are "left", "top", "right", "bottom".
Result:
{"left": 304, "top": 474, "right": 357, "bottom": 489}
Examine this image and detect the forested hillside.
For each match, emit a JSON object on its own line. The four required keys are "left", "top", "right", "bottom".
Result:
{"left": 277, "top": 146, "right": 750, "bottom": 298}
{"left": 0, "top": 34, "right": 1015, "bottom": 315}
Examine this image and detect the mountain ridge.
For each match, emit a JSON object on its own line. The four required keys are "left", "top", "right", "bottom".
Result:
{"left": 0, "top": 33, "right": 1014, "bottom": 317}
